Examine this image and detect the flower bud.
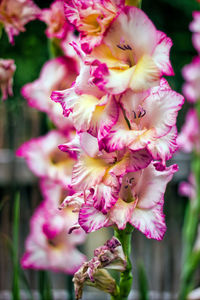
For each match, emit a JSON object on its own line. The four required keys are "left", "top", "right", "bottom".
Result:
{"left": 0, "top": 59, "right": 16, "bottom": 100}
{"left": 73, "top": 237, "right": 126, "bottom": 299}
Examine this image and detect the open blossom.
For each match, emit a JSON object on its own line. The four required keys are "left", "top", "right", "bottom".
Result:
{"left": 177, "top": 108, "right": 200, "bottom": 153}
{"left": 60, "top": 132, "right": 152, "bottom": 213}
{"left": 0, "top": 0, "right": 40, "bottom": 44}
{"left": 63, "top": 162, "right": 177, "bottom": 240}
{"left": 40, "top": 178, "right": 74, "bottom": 209}
{"left": 85, "top": 6, "right": 174, "bottom": 94}
{"left": 64, "top": 0, "right": 124, "bottom": 53}
{"left": 40, "top": 0, "right": 71, "bottom": 40}
{"left": 51, "top": 63, "right": 119, "bottom": 140}
{"left": 21, "top": 201, "right": 86, "bottom": 274}
{"left": 16, "top": 130, "right": 76, "bottom": 187}
{"left": 190, "top": 11, "right": 200, "bottom": 54}
{"left": 182, "top": 57, "right": 200, "bottom": 103}
{"left": 0, "top": 59, "right": 16, "bottom": 100}
{"left": 73, "top": 237, "right": 126, "bottom": 299}
{"left": 101, "top": 80, "right": 184, "bottom": 164}
{"left": 179, "top": 173, "right": 196, "bottom": 201}
{"left": 22, "top": 57, "right": 79, "bottom": 132}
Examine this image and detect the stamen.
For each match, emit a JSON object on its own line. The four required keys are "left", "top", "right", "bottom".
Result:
{"left": 132, "top": 110, "right": 137, "bottom": 119}
{"left": 129, "top": 177, "right": 134, "bottom": 184}
{"left": 132, "top": 108, "right": 146, "bottom": 120}
{"left": 117, "top": 44, "right": 132, "bottom": 51}
{"left": 138, "top": 108, "right": 146, "bottom": 118}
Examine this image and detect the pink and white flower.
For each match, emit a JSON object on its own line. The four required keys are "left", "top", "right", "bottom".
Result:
{"left": 61, "top": 30, "right": 80, "bottom": 59}
{"left": 64, "top": 0, "right": 124, "bottom": 53}
{"left": 60, "top": 132, "right": 152, "bottom": 213}
{"left": 182, "top": 57, "right": 200, "bottom": 103}
{"left": 40, "top": 178, "right": 74, "bottom": 209}
{"left": 179, "top": 173, "right": 196, "bottom": 201}
{"left": 16, "top": 130, "right": 76, "bottom": 187}
{"left": 0, "top": 59, "right": 16, "bottom": 100}
{"left": 190, "top": 11, "right": 200, "bottom": 53}
{"left": 0, "top": 0, "right": 40, "bottom": 44}
{"left": 40, "top": 0, "right": 71, "bottom": 40}
{"left": 86, "top": 6, "right": 174, "bottom": 94}
{"left": 177, "top": 108, "right": 200, "bottom": 154}
{"left": 21, "top": 201, "right": 86, "bottom": 274}
{"left": 101, "top": 81, "right": 183, "bottom": 164}
{"left": 51, "top": 63, "right": 119, "bottom": 141}
{"left": 78, "top": 163, "right": 178, "bottom": 240}
{"left": 22, "top": 57, "right": 79, "bottom": 132}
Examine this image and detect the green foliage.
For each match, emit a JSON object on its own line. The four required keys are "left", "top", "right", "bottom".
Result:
{"left": 38, "top": 271, "right": 53, "bottom": 300}
{"left": 12, "top": 193, "right": 20, "bottom": 300}
{"left": 137, "top": 261, "right": 149, "bottom": 300}
{"left": 161, "top": 0, "right": 200, "bottom": 16}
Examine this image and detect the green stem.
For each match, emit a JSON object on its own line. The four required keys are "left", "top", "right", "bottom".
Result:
{"left": 178, "top": 151, "right": 200, "bottom": 299}
{"left": 112, "top": 224, "right": 134, "bottom": 300}
{"left": 178, "top": 252, "right": 200, "bottom": 300}
{"left": 12, "top": 193, "right": 20, "bottom": 300}
{"left": 125, "top": 0, "right": 142, "bottom": 8}
{"left": 48, "top": 38, "right": 64, "bottom": 59}
{"left": 67, "top": 275, "right": 74, "bottom": 300}
{"left": 38, "top": 271, "right": 53, "bottom": 300}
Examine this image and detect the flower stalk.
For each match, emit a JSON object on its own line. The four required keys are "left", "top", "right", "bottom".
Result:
{"left": 179, "top": 151, "right": 200, "bottom": 300}
{"left": 178, "top": 66, "right": 200, "bottom": 299}
{"left": 125, "top": 0, "right": 142, "bottom": 8}
{"left": 112, "top": 224, "right": 134, "bottom": 300}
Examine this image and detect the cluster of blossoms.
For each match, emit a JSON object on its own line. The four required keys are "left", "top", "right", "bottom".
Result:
{"left": 178, "top": 10, "right": 200, "bottom": 200}
{"left": 48, "top": 0, "right": 183, "bottom": 296}
{"left": 52, "top": 0, "right": 183, "bottom": 242}
{"left": 0, "top": 0, "right": 40, "bottom": 100}
{"left": 16, "top": 1, "right": 87, "bottom": 274}
{"left": 3, "top": 0, "right": 183, "bottom": 297}
{"left": 178, "top": 8, "right": 200, "bottom": 300}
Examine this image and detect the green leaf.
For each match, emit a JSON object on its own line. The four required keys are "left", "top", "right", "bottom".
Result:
{"left": 19, "top": 268, "right": 34, "bottom": 300}
{"left": 137, "top": 260, "right": 149, "bottom": 300}
{"left": 67, "top": 275, "right": 74, "bottom": 300}
{"left": 12, "top": 192, "right": 20, "bottom": 300}
{"left": 38, "top": 270, "right": 53, "bottom": 300}
{"left": 1, "top": 233, "right": 33, "bottom": 300}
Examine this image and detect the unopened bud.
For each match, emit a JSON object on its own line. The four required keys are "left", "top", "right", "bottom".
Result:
{"left": 73, "top": 237, "right": 126, "bottom": 299}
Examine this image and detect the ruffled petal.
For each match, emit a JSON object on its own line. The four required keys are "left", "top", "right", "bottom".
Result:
{"left": 89, "top": 95, "right": 119, "bottom": 141}
{"left": 22, "top": 201, "right": 86, "bottom": 273}
{"left": 71, "top": 154, "right": 107, "bottom": 190}
{"left": 177, "top": 108, "right": 200, "bottom": 153}
{"left": 147, "top": 126, "right": 178, "bottom": 164}
{"left": 109, "top": 149, "right": 152, "bottom": 177}
{"left": 79, "top": 132, "right": 99, "bottom": 157}
{"left": 109, "top": 198, "right": 135, "bottom": 230}
{"left": 153, "top": 31, "right": 174, "bottom": 76}
{"left": 134, "top": 163, "right": 178, "bottom": 209}
{"left": 60, "top": 191, "right": 85, "bottom": 211}
{"left": 139, "top": 86, "right": 184, "bottom": 137}
{"left": 16, "top": 130, "right": 76, "bottom": 187}
{"left": 88, "top": 176, "right": 120, "bottom": 213}
{"left": 129, "top": 54, "right": 160, "bottom": 92}
{"left": 101, "top": 111, "right": 154, "bottom": 152}
{"left": 79, "top": 203, "right": 111, "bottom": 232}
{"left": 72, "top": 94, "right": 99, "bottom": 131}
{"left": 130, "top": 204, "right": 166, "bottom": 240}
